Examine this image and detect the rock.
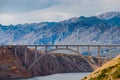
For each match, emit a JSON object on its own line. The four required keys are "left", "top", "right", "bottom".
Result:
{"left": 0, "top": 47, "right": 31, "bottom": 79}
{"left": 0, "top": 46, "right": 100, "bottom": 79}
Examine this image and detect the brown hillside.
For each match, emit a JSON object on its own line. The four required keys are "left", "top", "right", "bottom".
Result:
{"left": 82, "top": 55, "right": 120, "bottom": 80}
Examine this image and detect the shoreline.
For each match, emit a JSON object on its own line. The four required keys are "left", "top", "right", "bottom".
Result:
{"left": 10, "top": 72, "right": 92, "bottom": 80}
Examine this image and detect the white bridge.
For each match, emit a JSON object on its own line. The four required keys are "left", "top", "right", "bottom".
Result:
{"left": 1, "top": 45, "right": 120, "bottom": 71}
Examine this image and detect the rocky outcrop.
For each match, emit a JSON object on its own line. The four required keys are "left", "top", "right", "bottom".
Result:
{"left": 30, "top": 53, "right": 96, "bottom": 76}
{"left": 0, "top": 46, "right": 31, "bottom": 79}
{"left": 82, "top": 55, "right": 120, "bottom": 80}
{"left": 0, "top": 46, "right": 100, "bottom": 79}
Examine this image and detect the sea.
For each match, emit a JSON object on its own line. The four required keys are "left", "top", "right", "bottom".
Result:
{"left": 19, "top": 72, "right": 90, "bottom": 80}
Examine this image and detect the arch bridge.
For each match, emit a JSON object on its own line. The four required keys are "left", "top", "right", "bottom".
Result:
{"left": 0, "top": 45, "right": 120, "bottom": 71}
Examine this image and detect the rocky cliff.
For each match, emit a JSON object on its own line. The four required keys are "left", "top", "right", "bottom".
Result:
{"left": 0, "top": 46, "right": 31, "bottom": 80}
{"left": 0, "top": 46, "right": 100, "bottom": 79}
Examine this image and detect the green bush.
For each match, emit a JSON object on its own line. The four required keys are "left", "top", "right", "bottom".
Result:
{"left": 112, "top": 64, "right": 120, "bottom": 79}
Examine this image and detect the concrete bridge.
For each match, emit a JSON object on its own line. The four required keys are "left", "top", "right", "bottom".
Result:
{"left": 1, "top": 45, "right": 120, "bottom": 71}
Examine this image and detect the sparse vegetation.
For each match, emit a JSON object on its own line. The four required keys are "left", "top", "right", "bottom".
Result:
{"left": 83, "top": 57, "right": 120, "bottom": 80}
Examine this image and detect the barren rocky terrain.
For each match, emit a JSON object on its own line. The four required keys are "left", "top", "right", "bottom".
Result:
{"left": 0, "top": 46, "right": 102, "bottom": 79}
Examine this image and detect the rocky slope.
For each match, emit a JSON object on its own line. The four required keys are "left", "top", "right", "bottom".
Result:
{"left": 0, "top": 46, "right": 100, "bottom": 79}
{"left": 82, "top": 55, "right": 120, "bottom": 80}
{"left": 0, "top": 46, "right": 31, "bottom": 80}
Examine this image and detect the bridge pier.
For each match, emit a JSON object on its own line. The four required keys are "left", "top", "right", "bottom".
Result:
{"left": 77, "top": 46, "right": 79, "bottom": 53}
{"left": 87, "top": 46, "right": 90, "bottom": 56}
{"left": 14, "top": 46, "right": 17, "bottom": 57}
{"left": 108, "top": 46, "right": 111, "bottom": 60}
{"left": 35, "top": 46, "right": 38, "bottom": 60}
{"left": 98, "top": 46, "right": 101, "bottom": 66}
{"left": 55, "top": 45, "right": 58, "bottom": 49}
{"left": 45, "top": 45, "right": 48, "bottom": 52}
{"left": 66, "top": 45, "right": 68, "bottom": 49}
{"left": 24, "top": 46, "right": 27, "bottom": 67}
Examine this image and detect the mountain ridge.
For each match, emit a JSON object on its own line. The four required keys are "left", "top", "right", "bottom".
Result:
{"left": 0, "top": 11, "right": 120, "bottom": 45}
{"left": 96, "top": 11, "right": 120, "bottom": 20}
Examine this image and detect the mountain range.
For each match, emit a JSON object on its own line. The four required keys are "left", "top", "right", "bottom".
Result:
{"left": 0, "top": 11, "right": 120, "bottom": 45}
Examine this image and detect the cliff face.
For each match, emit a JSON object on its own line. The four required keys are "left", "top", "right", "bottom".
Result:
{"left": 30, "top": 53, "right": 96, "bottom": 76}
{"left": 83, "top": 55, "right": 120, "bottom": 80}
{"left": 0, "top": 47, "right": 31, "bottom": 79}
{"left": 0, "top": 46, "right": 100, "bottom": 79}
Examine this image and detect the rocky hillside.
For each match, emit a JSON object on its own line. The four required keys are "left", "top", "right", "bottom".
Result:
{"left": 0, "top": 46, "right": 100, "bottom": 79}
{"left": 0, "top": 47, "right": 31, "bottom": 80}
{"left": 82, "top": 55, "right": 120, "bottom": 80}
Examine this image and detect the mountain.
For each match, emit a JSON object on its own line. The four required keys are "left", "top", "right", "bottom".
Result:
{"left": 96, "top": 11, "right": 120, "bottom": 20}
{"left": 82, "top": 55, "right": 120, "bottom": 80}
{"left": 0, "top": 12, "right": 120, "bottom": 45}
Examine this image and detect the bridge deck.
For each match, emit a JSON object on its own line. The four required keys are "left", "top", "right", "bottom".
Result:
{"left": 0, "top": 44, "right": 120, "bottom": 47}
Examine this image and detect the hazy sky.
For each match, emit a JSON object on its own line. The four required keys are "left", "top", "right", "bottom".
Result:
{"left": 0, "top": 0, "right": 120, "bottom": 25}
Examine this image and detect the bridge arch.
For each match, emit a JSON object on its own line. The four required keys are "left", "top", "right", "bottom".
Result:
{"left": 47, "top": 48, "right": 80, "bottom": 54}
{"left": 28, "top": 47, "right": 81, "bottom": 71}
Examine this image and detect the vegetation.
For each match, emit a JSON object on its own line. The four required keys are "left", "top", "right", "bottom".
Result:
{"left": 83, "top": 56, "right": 120, "bottom": 80}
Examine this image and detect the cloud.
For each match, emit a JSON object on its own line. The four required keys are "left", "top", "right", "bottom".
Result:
{"left": 0, "top": 0, "right": 120, "bottom": 25}
{"left": 99, "top": 0, "right": 120, "bottom": 12}
{"left": 0, "top": 9, "right": 74, "bottom": 25}
{"left": 0, "top": 0, "right": 59, "bottom": 13}
{"left": 0, "top": 14, "right": 19, "bottom": 25}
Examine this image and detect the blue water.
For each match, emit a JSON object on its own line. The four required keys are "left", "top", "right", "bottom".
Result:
{"left": 20, "top": 72, "right": 90, "bottom": 80}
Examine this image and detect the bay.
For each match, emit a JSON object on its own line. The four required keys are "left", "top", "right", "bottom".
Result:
{"left": 20, "top": 72, "right": 90, "bottom": 80}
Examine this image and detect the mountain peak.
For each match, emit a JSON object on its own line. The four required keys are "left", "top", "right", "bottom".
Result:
{"left": 96, "top": 11, "right": 120, "bottom": 20}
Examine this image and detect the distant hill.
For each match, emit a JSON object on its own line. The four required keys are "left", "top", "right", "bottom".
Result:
{"left": 82, "top": 55, "right": 120, "bottom": 80}
{"left": 0, "top": 11, "right": 120, "bottom": 45}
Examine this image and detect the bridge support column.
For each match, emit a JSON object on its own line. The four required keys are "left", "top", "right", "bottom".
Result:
{"left": 55, "top": 45, "right": 58, "bottom": 49}
{"left": 87, "top": 46, "right": 90, "bottom": 56}
{"left": 98, "top": 46, "right": 101, "bottom": 66}
{"left": 14, "top": 46, "right": 17, "bottom": 57}
{"left": 24, "top": 46, "right": 27, "bottom": 67}
{"left": 77, "top": 46, "right": 79, "bottom": 53}
{"left": 66, "top": 46, "right": 68, "bottom": 49}
{"left": 35, "top": 46, "right": 37, "bottom": 60}
{"left": 45, "top": 45, "right": 48, "bottom": 53}
{"left": 108, "top": 46, "right": 111, "bottom": 60}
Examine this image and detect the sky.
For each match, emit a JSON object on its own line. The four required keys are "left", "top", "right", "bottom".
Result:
{"left": 0, "top": 0, "right": 120, "bottom": 25}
